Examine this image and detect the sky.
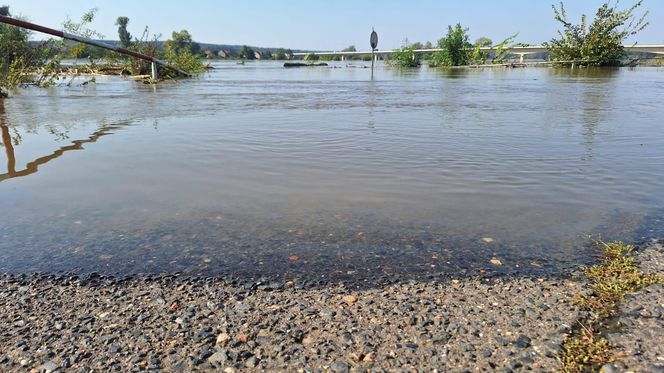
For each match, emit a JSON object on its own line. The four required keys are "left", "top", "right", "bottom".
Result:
{"left": 3, "top": 0, "right": 664, "bottom": 50}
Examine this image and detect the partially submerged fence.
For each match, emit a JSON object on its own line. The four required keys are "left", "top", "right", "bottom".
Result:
{"left": 0, "top": 15, "right": 190, "bottom": 79}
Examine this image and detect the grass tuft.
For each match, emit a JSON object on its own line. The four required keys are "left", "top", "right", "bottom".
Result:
{"left": 560, "top": 241, "right": 664, "bottom": 372}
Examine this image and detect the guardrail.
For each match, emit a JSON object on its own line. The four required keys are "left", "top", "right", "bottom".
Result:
{"left": 0, "top": 15, "right": 190, "bottom": 79}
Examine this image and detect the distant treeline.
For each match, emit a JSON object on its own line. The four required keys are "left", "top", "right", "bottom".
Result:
{"left": 27, "top": 40, "right": 310, "bottom": 60}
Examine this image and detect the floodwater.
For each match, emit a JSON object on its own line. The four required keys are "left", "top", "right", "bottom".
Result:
{"left": 1, "top": 61, "right": 664, "bottom": 283}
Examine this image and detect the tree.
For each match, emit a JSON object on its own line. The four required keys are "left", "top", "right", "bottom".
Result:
{"left": 410, "top": 41, "right": 424, "bottom": 50}
{"left": 423, "top": 41, "right": 433, "bottom": 49}
{"left": 164, "top": 30, "right": 200, "bottom": 55}
{"left": 391, "top": 47, "right": 421, "bottom": 67}
{"left": 430, "top": 23, "right": 472, "bottom": 66}
{"left": 115, "top": 16, "right": 132, "bottom": 48}
{"left": 341, "top": 45, "right": 357, "bottom": 52}
{"left": 273, "top": 48, "right": 286, "bottom": 60}
{"left": 1, "top": 5, "right": 60, "bottom": 96}
{"left": 544, "top": 1, "right": 649, "bottom": 65}
{"left": 474, "top": 37, "right": 493, "bottom": 47}
{"left": 304, "top": 53, "right": 319, "bottom": 62}
{"left": 239, "top": 45, "right": 255, "bottom": 60}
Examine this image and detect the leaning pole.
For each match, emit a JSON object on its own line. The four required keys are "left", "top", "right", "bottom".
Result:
{"left": 0, "top": 15, "right": 190, "bottom": 79}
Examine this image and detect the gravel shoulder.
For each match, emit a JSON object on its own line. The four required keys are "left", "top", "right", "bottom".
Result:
{"left": 607, "top": 239, "right": 664, "bottom": 372}
{"left": 0, "top": 241, "right": 662, "bottom": 372}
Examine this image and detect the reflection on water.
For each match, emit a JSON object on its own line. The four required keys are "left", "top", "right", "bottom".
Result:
{"left": 1, "top": 63, "right": 663, "bottom": 282}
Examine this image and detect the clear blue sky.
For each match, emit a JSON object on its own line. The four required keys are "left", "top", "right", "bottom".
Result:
{"left": 4, "top": 0, "right": 663, "bottom": 50}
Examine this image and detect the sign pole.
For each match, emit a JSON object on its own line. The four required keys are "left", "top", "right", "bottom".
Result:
{"left": 371, "top": 49, "right": 375, "bottom": 80}
{"left": 370, "top": 28, "right": 378, "bottom": 80}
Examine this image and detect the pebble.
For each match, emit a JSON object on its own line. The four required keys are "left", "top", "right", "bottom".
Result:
{"left": 330, "top": 361, "right": 349, "bottom": 373}
{"left": 342, "top": 295, "right": 357, "bottom": 305}
{"left": 37, "top": 360, "right": 60, "bottom": 373}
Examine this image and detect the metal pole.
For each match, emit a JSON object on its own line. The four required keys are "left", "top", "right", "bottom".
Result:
{"left": 151, "top": 62, "right": 158, "bottom": 80}
{"left": 371, "top": 49, "right": 375, "bottom": 80}
{"left": 0, "top": 15, "right": 190, "bottom": 77}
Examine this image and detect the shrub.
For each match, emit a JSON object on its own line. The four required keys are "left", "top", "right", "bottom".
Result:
{"left": 544, "top": 1, "right": 649, "bottom": 66}
{"left": 429, "top": 24, "right": 472, "bottom": 66}
{"left": 391, "top": 47, "right": 421, "bottom": 68}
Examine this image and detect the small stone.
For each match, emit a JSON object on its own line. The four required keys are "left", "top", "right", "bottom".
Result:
{"left": 245, "top": 356, "right": 259, "bottom": 368}
{"left": 108, "top": 345, "right": 121, "bottom": 354}
{"left": 601, "top": 363, "right": 618, "bottom": 373}
{"left": 216, "top": 333, "right": 230, "bottom": 345}
{"left": 482, "top": 237, "right": 495, "bottom": 243}
{"left": 508, "top": 360, "right": 523, "bottom": 370}
{"left": 331, "top": 361, "right": 349, "bottom": 373}
{"left": 514, "top": 335, "right": 531, "bottom": 348}
{"left": 37, "top": 360, "right": 59, "bottom": 373}
{"left": 208, "top": 350, "right": 228, "bottom": 364}
{"left": 342, "top": 295, "right": 357, "bottom": 305}
{"left": 490, "top": 258, "right": 503, "bottom": 266}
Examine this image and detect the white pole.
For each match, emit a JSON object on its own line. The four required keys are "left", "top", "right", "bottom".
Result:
{"left": 151, "top": 62, "right": 158, "bottom": 80}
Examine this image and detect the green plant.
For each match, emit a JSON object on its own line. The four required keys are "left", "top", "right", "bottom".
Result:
{"left": 1, "top": 6, "right": 61, "bottom": 96}
{"left": 164, "top": 30, "right": 200, "bottom": 55}
{"left": 304, "top": 53, "right": 319, "bottom": 62}
{"left": 561, "top": 323, "right": 614, "bottom": 373}
{"left": 390, "top": 47, "right": 421, "bottom": 68}
{"left": 429, "top": 24, "right": 472, "bottom": 66}
{"left": 115, "top": 16, "right": 132, "bottom": 48}
{"left": 544, "top": 1, "right": 649, "bottom": 66}
{"left": 162, "top": 29, "right": 204, "bottom": 76}
{"left": 491, "top": 33, "right": 519, "bottom": 63}
{"left": 239, "top": 45, "right": 255, "bottom": 60}
{"left": 560, "top": 241, "right": 663, "bottom": 372}
{"left": 62, "top": 8, "right": 103, "bottom": 59}
{"left": 162, "top": 48, "right": 203, "bottom": 77}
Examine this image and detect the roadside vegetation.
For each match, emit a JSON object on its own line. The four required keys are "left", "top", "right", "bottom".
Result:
{"left": 390, "top": 0, "right": 649, "bottom": 68}
{"left": 545, "top": 0, "right": 649, "bottom": 66}
{"left": 0, "top": 5, "right": 205, "bottom": 96}
{"left": 0, "top": 6, "right": 61, "bottom": 97}
{"left": 560, "top": 241, "right": 663, "bottom": 372}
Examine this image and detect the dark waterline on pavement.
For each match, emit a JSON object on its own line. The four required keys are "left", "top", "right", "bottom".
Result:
{"left": 1, "top": 62, "right": 663, "bottom": 283}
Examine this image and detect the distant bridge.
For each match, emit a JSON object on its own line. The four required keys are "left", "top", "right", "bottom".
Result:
{"left": 294, "top": 45, "right": 664, "bottom": 62}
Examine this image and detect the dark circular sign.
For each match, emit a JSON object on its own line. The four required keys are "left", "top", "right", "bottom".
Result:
{"left": 370, "top": 30, "right": 378, "bottom": 50}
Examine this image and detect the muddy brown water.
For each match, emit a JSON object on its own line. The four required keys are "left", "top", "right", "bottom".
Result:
{"left": 1, "top": 62, "right": 663, "bottom": 284}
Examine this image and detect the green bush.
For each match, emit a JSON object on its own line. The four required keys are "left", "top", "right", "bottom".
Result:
{"left": 1, "top": 6, "right": 61, "bottom": 96}
{"left": 390, "top": 47, "right": 420, "bottom": 68}
{"left": 544, "top": 1, "right": 649, "bottom": 66}
{"left": 429, "top": 24, "right": 472, "bottom": 66}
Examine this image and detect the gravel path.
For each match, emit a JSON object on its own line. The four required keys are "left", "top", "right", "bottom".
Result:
{"left": 0, "top": 241, "right": 662, "bottom": 372}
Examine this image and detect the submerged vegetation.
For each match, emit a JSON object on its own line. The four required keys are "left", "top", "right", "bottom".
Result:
{"left": 545, "top": 0, "right": 649, "bottom": 66}
{"left": 560, "top": 242, "right": 663, "bottom": 372}
{"left": 391, "top": 46, "right": 421, "bottom": 67}
{"left": 0, "top": 5, "right": 204, "bottom": 96}
{"left": 0, "top": 6, "right": 61, "bottom": 96}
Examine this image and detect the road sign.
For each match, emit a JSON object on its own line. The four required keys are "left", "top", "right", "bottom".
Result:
{"left": 370, "top": 29, "right": 378, "bottom": 50}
